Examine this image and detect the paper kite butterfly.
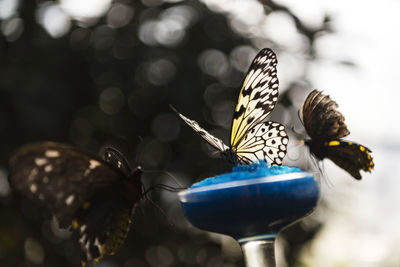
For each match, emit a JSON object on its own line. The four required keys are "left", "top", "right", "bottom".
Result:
{"left": 171, "top": 48, "right": 289, "bottom": 165}
{"left": 300, "top": 89, "right": 374, "bottom": 180}
{"left": 8, "top": 141, "right": 143, "bottom": 266}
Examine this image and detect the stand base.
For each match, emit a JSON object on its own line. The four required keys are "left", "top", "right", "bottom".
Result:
{"left": 241, "top": 239, "right": 276, "bottom": 267}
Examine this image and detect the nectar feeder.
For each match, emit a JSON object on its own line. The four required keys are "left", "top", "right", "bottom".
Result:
{"left": 178, "top": 164, "right": 319, "bottom": 267}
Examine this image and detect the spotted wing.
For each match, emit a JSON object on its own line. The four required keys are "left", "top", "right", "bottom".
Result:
{"left": 76, "top": 148, "right": 142, "bottom": 264}
{"left": 8, "top": 142, "right": 139, "bottom": 264}
{"left": 300, "top": 90, "right": 349, "bottom": 141}
{"left": 235, "top": 121, "right": 289, "bottom": 165}
{"left": 324, "top": 141, "right": 374, "bottom": 180}
{"left": 75, "top": 168, "right": 142, "bottom": 264}
{"left": 230, "top": 48, "right": 280, "bottom": 147}
{"left": 171, "top": 105, "right": 229, "bottom": 153}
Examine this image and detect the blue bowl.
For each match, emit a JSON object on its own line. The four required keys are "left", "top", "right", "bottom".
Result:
{"left": 179, "top": 170, "right": 319, "bottom": 241}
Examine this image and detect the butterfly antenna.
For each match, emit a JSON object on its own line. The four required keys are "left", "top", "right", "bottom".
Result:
{"left": 144, "top": 184, "right": 184, "bottom": 194}
{"left": 142, "top": 188, "right": 178, "bottom": 231}
{"left": 297, "top": 109, "right": 305, "bottom": 127}
{"left": 319, "top": 161, "right": 335, "bottom": 188}
{"left": 169, "top": 104, "right": 180, "bottom": 114}
{"left": 143, "top": 170, "right": 184, "bottom": 188}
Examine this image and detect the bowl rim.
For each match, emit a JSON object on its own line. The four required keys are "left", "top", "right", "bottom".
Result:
{"left": 178, "top": 171, "right": 315, "bottom": 200}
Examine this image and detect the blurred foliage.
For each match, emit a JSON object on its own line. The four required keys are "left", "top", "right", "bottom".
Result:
{"left": 0, "top": 0, "right": 332, "bottom": 266}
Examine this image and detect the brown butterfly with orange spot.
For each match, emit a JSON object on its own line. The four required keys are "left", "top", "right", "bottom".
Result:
{"left": 300, "top": 90, "right": 374, "bottom": 180}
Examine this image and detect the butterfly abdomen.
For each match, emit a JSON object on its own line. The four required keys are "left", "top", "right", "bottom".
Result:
{"left": 221, "top": 149, "right": 239, "bottom": 165}
{"left": 104, "top": 206, "right": 134, "bottom": 255}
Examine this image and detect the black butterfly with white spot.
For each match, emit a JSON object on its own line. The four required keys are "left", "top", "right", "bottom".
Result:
{"left": 300, "top": 90, "right": 374, "bottom": 180}
{"left": 172, "top": 48, "right": 289, "bottom": 165}
{"left": 8, "top": 141, "right": 143, "bottom": 266}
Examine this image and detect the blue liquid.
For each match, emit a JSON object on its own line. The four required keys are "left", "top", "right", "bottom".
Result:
{"left": 190, "top": 163, "right": 302, "bottom": 188}
{"left": 179, "top": 163, "right": 319, "bottom": 241}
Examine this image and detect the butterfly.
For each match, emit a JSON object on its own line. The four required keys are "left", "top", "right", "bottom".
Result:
{"left": 172, "top": 48, "right": 289, "bottom": 165}
{"left": 300, "top": 89, "right": 374, "bottom": 180}
{"left": 8, "top": 141, "right": 143, "bottom": 266}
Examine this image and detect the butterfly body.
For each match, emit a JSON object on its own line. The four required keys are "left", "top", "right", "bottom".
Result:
{"left": 301, "top": 90, "right": 374, "bottom": 180}
{"left": 8, "top": 142, "right": 143, "bottom": 265}
{"left": 304, "top": 139, "right": 327, "bottom": 160}
{"left": 172, "top": 48, "right": 288, "bottom": 166}
{"left": 221, "top": 148, "right": 239, "bottom": 165}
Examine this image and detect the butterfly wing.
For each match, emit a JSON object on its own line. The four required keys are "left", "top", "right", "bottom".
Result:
{"left": 235, "top": 121, "right": 289, "bottom": 165}
{"left": 324, "top": 141, "right": 374, "bottom": 180}
{"left": 77, "top": 147, "right": 142, "bottom": 264}
{"left": 171, "top": 105, "right": 229, "bottom": 153}
{"left": 75, "top": 168, "right": 143, "bottom": 264}
{"left": 300, "top": 90, "right": 349, "bottom": 141}
{"left": 230, "top": 48, "right": 280, "bottom": 148}
{"left": 8, "top": 142, "right": 141, "bottom": 264}
{"left": 8, "top": 142, "right": 125, "bottom": 226}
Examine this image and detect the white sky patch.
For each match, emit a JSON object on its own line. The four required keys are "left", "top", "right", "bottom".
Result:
{"left": 275, "top": 0, "right": 400, "bottom": 146}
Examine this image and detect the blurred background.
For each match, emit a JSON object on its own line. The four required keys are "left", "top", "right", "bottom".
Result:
{"left": 0, "top": 0, "right": 397, "bottom": 266}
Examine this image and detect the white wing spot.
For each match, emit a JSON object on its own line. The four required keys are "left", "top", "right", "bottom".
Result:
{"left": 45, "top": 150, "right": 60, "bottom": 158}
{"left": 28, "top": 168, "right": 38, "bottom": 181}
{"left": 279, "top": 152, "right": 285, "bottom": 158}
{"left": 35, "top": 158, "right": 47, "bottom": 166}
{"left": 117, "top": 161, "right": 122, "bottom": 168}
{"left": 30, "top": 184, "right": 37, "bottom": 193}
{"left": 65, "top": 194, "right": 75, "bottom": 205}
{"left": 84, "top": 240, "right": 92, "bottom": 260}
{"left": 80, "top": 224, "right": 87, "bottom": 233}
{"left": 79, "top": 234, "right": 87, "bottom": 245}
{"left": 44, "top": 165, "right": 53, "bottom": 172}
{"left": 89, "top": 160, "right": 101, "bottom": 169}
{"left": 94, "top": 238, "right": 101, "bottom": 251}
{"left": 84, "top": 160, "right": 101, "bottom": 176}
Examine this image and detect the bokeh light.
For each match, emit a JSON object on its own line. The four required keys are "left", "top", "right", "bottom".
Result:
{"left": 60, "top": 0, "right": 112, "bottom": 22}
{"left": 24, "top": 238, "right": 45, "bottom": 264}
{"left": 36, "top": 2, "right": 71, "bottom": 38}
{"left": 0, "top": 0, "right": 19, "bottom": 20}
{"left": 1, "top": 16, "right": 23, "bottom": 42}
